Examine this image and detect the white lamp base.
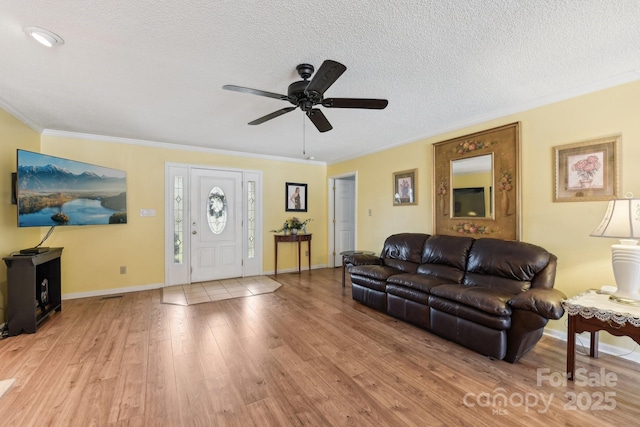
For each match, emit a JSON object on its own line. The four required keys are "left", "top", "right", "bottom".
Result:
{"left": 610, "top": 240, "right": 640, "bottom": 305}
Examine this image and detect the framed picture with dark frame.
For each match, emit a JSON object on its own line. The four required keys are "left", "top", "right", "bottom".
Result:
{"left": 393, "top": 169, "right": 417, "bottom": 206}
{"left": 553, "top": 135, "right": 620, "bottom": 202}
{"left": 286, "top": 182, "right": 307, "bottom": 212}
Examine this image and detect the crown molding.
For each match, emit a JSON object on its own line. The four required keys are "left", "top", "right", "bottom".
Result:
{"left": 41, "top": 129, "right": 326, "bottom": 166}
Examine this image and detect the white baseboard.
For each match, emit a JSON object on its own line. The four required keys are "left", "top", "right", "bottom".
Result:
{"left": 543, "top": 328, "right": 640, "bottom": 364}
{"left": 62, "top": 282, "right": 165, "bottom": 300}
{"left": 62, "top": 266, "right": 332, "bottom": 300}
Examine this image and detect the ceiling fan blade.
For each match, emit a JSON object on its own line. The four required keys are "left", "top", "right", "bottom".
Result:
{"left": 304, "top": 60, "right": 346, "bottom": 97}
{"left": 248, "top": 107, "right": 296, "bottom": 125}
{"left": 223, "top": 85, "right": 288, "bottom": 101}
{"left": 322, "top": 98, "right": 389, "bottom": 109}
{"left": 306, "top": 108, "right": 333, "bottom": 132}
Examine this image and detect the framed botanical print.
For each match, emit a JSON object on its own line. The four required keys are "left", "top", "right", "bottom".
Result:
{"left": 286, "top": 182, "right": 307, "bottom": 212}
{"left": 393, "top": 169, "right": 417, "bottom": 206}
{"left": 553, "top": 135, "right": 620, "bottom": 202}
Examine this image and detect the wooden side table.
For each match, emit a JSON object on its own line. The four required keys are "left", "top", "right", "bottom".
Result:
{"left": 340, "top": 250, "right": 375, "bottom": 287}
{"left": 563, "top": 290, "right": 640, "bottom": 381}
{"left": 274, "top": 233, "right": 312, "bottom": 275}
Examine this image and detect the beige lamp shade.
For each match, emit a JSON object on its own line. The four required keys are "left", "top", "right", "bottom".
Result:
{"left": 591, "top": 198, "right": 640, "bottom": 304}
{"left": 591, "top": 198, "right": 640, "bottom": 240}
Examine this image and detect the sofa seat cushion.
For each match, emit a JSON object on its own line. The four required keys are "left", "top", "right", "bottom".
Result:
{"left": 430, "top": 296, "right": 511, "bottom": 330}
{"left": 350, "top": 264, "right": 401, "bottom": 281}
{"left": 430, "top": 284, "right": 514, "bottom": 316}
{"left": 387, "top": 273, "right": 452, "bottom": 293}
{"left": 382, "top": 259, "right": 420, "bottom": 274}
{"left": 349, "top": 265, "right": 402, "bottom": 292}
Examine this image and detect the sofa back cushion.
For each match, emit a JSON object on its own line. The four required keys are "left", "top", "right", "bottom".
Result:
{"left": 380, "top": 233, "right": 430, "bottom": 273}
{"left": 464, "top": 238, "right": 551, "bottom": 294}
{"left": 417, "top": 235, "right": 474, "bottom": 283}
{"left": 380, "top": 233, "right": 430, "bottom": 263}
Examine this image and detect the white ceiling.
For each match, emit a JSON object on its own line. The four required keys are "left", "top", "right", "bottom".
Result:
{"left": 2, "top": 1, "right": 640, "bottom": 164}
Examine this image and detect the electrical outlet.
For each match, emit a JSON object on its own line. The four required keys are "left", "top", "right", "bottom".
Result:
{"left": 305, "top": 250, "right": 309, "bottom": 256}
{"left": 120, "top": 266, "right": 127, "bottom": 274}
{"left": 368, "top": 209, "right": 372, "bottom": 216}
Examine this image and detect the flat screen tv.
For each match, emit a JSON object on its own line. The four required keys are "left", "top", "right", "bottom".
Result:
{"left": 16, "top": 149, "right": 127, "bottom": 227}
{"left": 453, "top": 187, "right": 486, "bottom": 217}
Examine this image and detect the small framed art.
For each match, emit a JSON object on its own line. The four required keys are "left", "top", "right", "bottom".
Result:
{"left": 553, "top": 135, "right": 620, "bottom": 202}
{"left": 393, "top": 169, "right": 417, "bottom": 206}
{"left": 286, "top": 182, "right": 307, "bottom": 212}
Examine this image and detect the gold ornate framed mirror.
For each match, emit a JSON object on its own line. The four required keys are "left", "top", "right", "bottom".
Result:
{"left": 433, "top": 122, "right": 521, "bottom": 240}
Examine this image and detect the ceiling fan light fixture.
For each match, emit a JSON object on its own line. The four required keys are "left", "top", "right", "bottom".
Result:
{"left": 25, "top": 27, "right": 64, "bottom": 47}
{"left": 222, "top": 59, "right": 387, "bottom": 133}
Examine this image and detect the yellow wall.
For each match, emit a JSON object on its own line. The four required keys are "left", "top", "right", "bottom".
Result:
{"left": 328, "top": 79, "right": 640, "bottom": 349}
{"left": 17, "top": 135, "right": 327, "bottom": 296}
{"left": 0, "top": 109, "right": 41, "bottom": 322}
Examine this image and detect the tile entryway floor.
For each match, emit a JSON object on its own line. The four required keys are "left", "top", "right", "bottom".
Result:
{"left": 161, "top": 276, "right": 281, "bottom": 306}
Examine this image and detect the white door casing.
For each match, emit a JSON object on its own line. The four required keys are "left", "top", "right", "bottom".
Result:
{"left": 165, "top": 163, "right": 263, "bottom": 286}
{"left": 328, "top": 173, "right": 357, "bottom": 267}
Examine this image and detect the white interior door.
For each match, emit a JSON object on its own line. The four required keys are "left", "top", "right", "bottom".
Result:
{"left": 333, "top": 177, "right": 356, "bottom": 266}
{"left": 190, "top": 168, "right": 243, "bottom": 282}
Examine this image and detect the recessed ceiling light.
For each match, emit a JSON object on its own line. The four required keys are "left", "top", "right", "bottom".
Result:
{"left": 24, "top": 27, "right": 64, "bottom": 47}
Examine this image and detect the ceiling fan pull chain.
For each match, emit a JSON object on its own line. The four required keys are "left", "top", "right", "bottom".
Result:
{"left": 303, "top": 113, "right": 306, "bottom": 155}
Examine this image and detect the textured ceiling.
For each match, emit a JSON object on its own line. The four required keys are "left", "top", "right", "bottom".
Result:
{"left": 1, "top": 1, "right": 640, "bottom": 164}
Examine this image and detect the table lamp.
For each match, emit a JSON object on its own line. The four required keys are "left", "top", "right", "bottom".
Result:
{"left": 591, "top": 196, "right": 640, "bottom": 304}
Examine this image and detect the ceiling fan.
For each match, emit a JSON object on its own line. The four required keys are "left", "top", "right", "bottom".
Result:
{"left": 222, "top": 60, "right": 388, "bottom": 132}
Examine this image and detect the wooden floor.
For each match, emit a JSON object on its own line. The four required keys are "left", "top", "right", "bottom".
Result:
{"left": 1, "top": 268, "right": 639, "bottom": 426}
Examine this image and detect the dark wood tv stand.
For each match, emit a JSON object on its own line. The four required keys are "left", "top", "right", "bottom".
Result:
{"left": 3, "top": 248, "right": 63, "bottom": 336}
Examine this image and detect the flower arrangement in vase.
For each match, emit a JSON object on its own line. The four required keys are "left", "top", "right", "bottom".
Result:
{"left": 437, "top": 179, "right": 448, "bottom": 216}
{"left": 571, "top": 155, "right": 601, "bottom": 188}
{"left": 498, "top": 170, "right": 513, "bottom": 216}
{"left": 271, "top": 217, "right": 312, "bottom": 234}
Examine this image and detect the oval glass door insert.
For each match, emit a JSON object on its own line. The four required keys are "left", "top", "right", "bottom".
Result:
{"left": 207, "top": 186, "right": 227, "bottom": 234}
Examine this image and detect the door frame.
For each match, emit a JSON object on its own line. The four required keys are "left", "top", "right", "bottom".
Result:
{"left": 164, "top": 162, "right": 263, "bottom": 286}
{"left": 327, "top": 171, "right": 358, "bottom": 267}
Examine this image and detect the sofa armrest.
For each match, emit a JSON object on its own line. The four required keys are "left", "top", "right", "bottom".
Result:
{"left": 508, "top": 288, "right": 567, "bottom": 320}
{"left": 344, "top": 253, "right": 381, "bottom": 267}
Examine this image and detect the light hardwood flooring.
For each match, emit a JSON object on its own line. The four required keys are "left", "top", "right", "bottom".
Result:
{"left": 0, "top": 267, "right": 639, "bottom": 426}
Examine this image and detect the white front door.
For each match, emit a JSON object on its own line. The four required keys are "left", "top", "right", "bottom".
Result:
{"left": 190, "top": 168, "right": 243, "bottom": 282}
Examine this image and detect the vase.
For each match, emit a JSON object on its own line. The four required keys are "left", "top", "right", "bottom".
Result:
{"left": 292, "top": 228, "right": 298, "bottom": 235}
{"left": 501, "top": 190, "right": 509, "bottom": 216}
{"left": 580, "top": 179, "right": 593, "bottom": 188}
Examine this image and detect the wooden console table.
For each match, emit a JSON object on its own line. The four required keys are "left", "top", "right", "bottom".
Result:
{"left": 274, "top": 233, "right": 312, "bottom": 275}
{"left": 563, "top": 290, "right": 640, "bottom": 381}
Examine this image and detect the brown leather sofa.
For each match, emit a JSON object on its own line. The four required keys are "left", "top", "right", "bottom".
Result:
{"left": 347, "top": 233, "right": 566, "bottom": 363}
